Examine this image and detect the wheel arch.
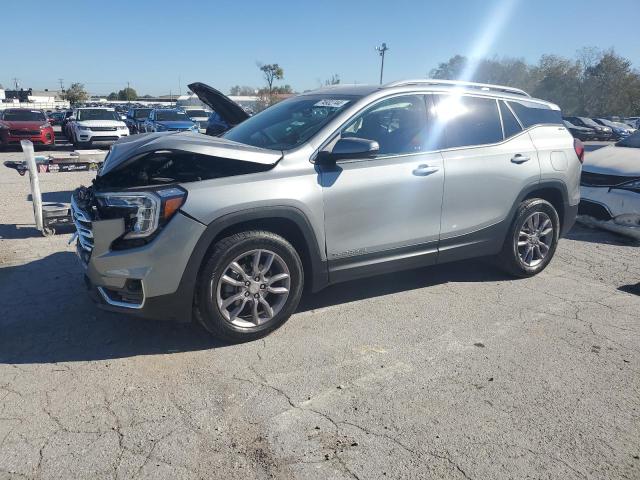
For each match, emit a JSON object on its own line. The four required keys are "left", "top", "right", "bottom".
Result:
{"left": 171, "top": 206, "right": 328, "bottom": 322}
{"left": 518, "top": 180, "right": 570, "bottom": 234}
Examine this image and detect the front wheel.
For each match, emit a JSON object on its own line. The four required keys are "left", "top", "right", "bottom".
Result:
{"left": 498, "top": 198, "right": 560, "bottom": 277}
{"left": 195, "top": 230, "right": 304, "bottom": 342}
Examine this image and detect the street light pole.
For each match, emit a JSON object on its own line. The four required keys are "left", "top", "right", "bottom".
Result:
{"left": 375, "top": 43, "right": 389, "bottom": 85}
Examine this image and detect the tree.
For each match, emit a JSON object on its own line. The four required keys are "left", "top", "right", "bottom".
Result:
{"left": 430, "top": 55, "right": 467, "bottom": 80}
{"left": 63, "top": 83, "right": 88, "bottom": 105}
{"left": 107, "top": 92, "right": 118, "bottom": 101}
{"left": 230, "top": 85, "right": 257, "bottom": 96}
{"left": 325, "top": 74, "right": 340, "bottom": 85}
{"left": 117, "top": 87, "right": 137, "bottom": 102}
{"left": 258, "top": 63, "right": 284, "bottom": 95}
{"left": 581, "top": 49, "right": 640, "bottom": 116}
{"left": 428, "top": 49, "right": 640, "bottom": 116}
{"left": 530, "top": 55, "right": 582, "bottom": 115}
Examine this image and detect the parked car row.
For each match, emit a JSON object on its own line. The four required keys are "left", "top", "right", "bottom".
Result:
{"left": 563, "top": 116, "right": 636, "bottom": 141}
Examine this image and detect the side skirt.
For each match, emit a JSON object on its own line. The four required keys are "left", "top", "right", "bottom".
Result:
{"left": 328, "top": 242, "right": 438, "bottom": 284}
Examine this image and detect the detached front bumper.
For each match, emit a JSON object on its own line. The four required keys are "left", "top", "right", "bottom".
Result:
{"left": 74, "top": 208, "right": 206, "bottom": 322}
{"left": 579, "top": 185, "right": 640, "bottom": 240}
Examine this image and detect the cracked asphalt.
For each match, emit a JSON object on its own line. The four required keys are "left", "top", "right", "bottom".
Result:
{"left": 1, "top": 144, "right": 639, "bottom": 479}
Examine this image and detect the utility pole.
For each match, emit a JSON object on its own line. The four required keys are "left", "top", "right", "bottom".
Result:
{"left": 12, "top": 77, "right": 19, "bottom": 90}
{"left": 127, "top": 80, "right": 131, "bottom": 103}
{"left": 58, "top": 78, "right": 64, "bottom": 91}
{"left": 375, "top": 43, "right": 389, "bottom": 85}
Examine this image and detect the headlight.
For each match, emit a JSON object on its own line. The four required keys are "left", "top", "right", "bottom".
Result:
{"left": 95, "top": 187, "right": 187, "bottom": 240}
{"left": 118, "top": 125, "right": 128, "bottom": 131}
{"left": 155, "top": 124, "right": 167, "bottom": 131}
{"left": 78, "top": 125, "right": 90, "bottom": 131}
{"left": 190, "top": 124, "right": 199, "bottom": 131}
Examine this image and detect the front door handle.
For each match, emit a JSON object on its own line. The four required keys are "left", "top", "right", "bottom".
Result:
{"left": 511, "top": 154, "right": 530, "bottom": 164}
{"left": 412, "top": 164, "right": 439, "bottom": 176}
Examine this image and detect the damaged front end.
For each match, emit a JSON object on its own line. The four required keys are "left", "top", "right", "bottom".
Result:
{"left": 578, "top": 170, "right": 640, "bottom": 240}
{"left": 71, "top": 131, "right": 283, "bottom": 319}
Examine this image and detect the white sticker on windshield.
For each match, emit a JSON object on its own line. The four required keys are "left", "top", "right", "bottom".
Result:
{"left": 313, "top": 99, "right": 349, "bottom": 108}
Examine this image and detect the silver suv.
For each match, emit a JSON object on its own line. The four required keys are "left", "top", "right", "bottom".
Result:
{"left": 72, "top": 79, "right": 582, "bottom": 342}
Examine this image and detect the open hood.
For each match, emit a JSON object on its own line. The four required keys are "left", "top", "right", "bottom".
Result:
{"left": 188, "top": 82, "right": 250, "bottom": 126}
{"left": 99, "top": 131, "right": 282, "bottom": 178}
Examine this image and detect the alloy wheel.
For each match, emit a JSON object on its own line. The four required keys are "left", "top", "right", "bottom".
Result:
{"left": 215, "top": 249, "right": 291, "bottom": 328}
{"left": 517, "top": 211, "right": 553, "bottom": 267}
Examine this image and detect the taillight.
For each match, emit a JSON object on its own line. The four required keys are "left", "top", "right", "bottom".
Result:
{"left": 574, "top": 138, "right": 585, "bottom": 164}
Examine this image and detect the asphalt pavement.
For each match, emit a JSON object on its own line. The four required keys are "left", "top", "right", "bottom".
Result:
{"left": 0, "top": 138, "right": 638, "bottom": 480}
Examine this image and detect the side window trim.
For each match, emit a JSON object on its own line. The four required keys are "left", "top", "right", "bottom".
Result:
{"left": 496, "top": 98, "right": 506, "bottom": 141}
{"left": 503, "top": 100, "right": 524, "bottom": 130}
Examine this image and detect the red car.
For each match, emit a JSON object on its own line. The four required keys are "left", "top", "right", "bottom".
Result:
{"left": 0, "top": 108, "right": 55, "bottom": 148}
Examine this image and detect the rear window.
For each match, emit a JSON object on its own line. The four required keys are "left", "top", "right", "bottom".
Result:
{"left": 507, "top": 100, "right": 562, "bottom": 127}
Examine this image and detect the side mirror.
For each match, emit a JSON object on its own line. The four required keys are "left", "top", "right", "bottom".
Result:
{"left": 318, "top": 137, "right": 379, "bottom": 164}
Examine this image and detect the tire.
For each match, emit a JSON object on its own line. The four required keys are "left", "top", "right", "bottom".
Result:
{"left": 498, "top": 198, "right": 560, "bottom": 278}
{"left": 194, "top": 230, "right": 304, "bottom": 343}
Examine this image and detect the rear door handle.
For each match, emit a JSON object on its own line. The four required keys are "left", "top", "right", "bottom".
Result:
{"left": 412, "top": 164, "right": 439, "bottom": 176}
{"left": 511, "top": 154, "right": 530, "bottom": 164}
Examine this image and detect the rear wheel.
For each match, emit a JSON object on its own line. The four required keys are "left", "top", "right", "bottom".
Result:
{"left": 195, "top": 230, "right": 304, "bottom": 342}
{"left": 498, "top": 198, "right": 560, "bottom": 277}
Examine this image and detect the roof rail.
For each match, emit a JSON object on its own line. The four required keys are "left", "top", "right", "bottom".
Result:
{"left": 383, "top": 79, "right": 531, "bottom": 97}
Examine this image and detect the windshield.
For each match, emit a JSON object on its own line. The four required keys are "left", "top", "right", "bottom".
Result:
{"left": 616, "top": 131, "right": 640, "bottom": 148}
{"left": 579, "top": 117, "right": 600, "bottom": 127}
{"left": 563, "top": 120, "right": 576, "bottom": 128}
{"left": 2, "top": 110, "right": 46, "bottom": 122}
{"left": 185, "top": 109, "right": 208, "bottom": 118}
{"left": 223, "top": 95, "right": 357, "bottom": 150}
{"left": 77, "top": 109, "right": 120, "bottom": 121}
{"left": 156, "top": 110, "right": 191, "bottom": 122}
{"left": 133, "top": 109, "right": 152, "bottom": 119}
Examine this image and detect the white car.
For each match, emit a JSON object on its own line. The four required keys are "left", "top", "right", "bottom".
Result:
{"left": 183, "top": 107, "right": 211, "bottom": 133}
{"left": 579, "top": 131, "right": 640, "bottom": 239}
{"left": 67, "top": 108, "right": 129, "bottom": 148}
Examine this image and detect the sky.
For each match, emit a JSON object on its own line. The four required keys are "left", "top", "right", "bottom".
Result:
{"left": 3, "top": 0, "right": 640, "bottom": 96}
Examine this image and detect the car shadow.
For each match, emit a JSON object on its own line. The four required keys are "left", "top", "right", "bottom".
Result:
{"left": 0, "top": 251, "right": 510, "bottom": 365}
{"left": 0, "top": 252, "right": 224, "bottom": 365}
{"left": 618, "top": 283, "right": 640, "bottom": 296}
{"left": 0, "top": 223, "right": 75, "bottom": 239}
{"left": 298, "top": 258, "right": 508, "bottom": 312}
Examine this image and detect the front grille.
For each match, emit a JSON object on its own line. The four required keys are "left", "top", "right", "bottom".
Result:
{"left": 70, "top": 194, "right": 94, "bottom": 254}
{"left": 91, "top": 136, "right": 119, "bottom": 141}
{"left": 90, "top": 127, "right": 117, "bottom": 132}
{"left": 581, "top": 171, "right": 637, "bottom": 187}
{"left": 9, "top": 130, "right": 39, "bottom": 136}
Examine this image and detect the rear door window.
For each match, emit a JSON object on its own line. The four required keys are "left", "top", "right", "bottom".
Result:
{"left": 433, "top": 95, "right": 503, "bottom": 149}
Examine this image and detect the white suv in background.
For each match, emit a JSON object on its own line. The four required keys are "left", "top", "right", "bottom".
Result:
{"left": 67, "top": 108, "right": 129, "bottom": 148}
{"left": 183, "top": 107, "right": 211, "bottom": 133}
